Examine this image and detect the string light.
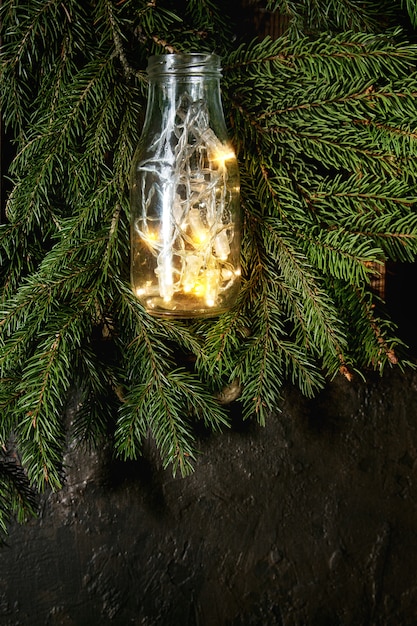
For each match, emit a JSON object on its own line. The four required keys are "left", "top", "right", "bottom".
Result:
{"left": 132, "top": 91, "right": 240, "bottom": 315}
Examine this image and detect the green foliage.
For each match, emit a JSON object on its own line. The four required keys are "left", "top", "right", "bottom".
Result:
{"left": 1, "top": 0, "right": 417, "bottom": 532}
{"left": 0, "top": 449, "right": 38, "bottom": 537}
{"left": 266, "top": 0, "right": 407, "bottom": 35}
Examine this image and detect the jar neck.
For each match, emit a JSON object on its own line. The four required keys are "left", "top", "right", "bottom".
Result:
{"left": 146, "top": 53, "right": 222, "bottom": 80}
{"left": 142, "top": 53, "right": 229, "bottom": 144}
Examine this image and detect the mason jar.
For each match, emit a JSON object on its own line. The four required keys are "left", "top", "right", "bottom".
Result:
{"left": 130, "top": 53, "right": 241, "bottom": 318}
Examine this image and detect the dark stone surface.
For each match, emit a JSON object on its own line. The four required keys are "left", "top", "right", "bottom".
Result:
{"left": 1, "top": 367, "right": 417, "bottom": 625}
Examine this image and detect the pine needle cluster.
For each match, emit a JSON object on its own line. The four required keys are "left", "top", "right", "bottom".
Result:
{"left": 1, "top": 0, "right": 417, "bottom": 530}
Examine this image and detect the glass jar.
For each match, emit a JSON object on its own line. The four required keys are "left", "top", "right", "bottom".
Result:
{"left": 130, "top": 53, "right": 241, "bottom": 318}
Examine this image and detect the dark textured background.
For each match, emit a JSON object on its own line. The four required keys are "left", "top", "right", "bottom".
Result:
{"left": 1, "top": 351, "right": 417, "bottom": 625}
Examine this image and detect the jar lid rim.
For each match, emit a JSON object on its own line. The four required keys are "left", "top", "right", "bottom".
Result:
{"left": 147, "top": 53, "right": 222, "bottom": 76}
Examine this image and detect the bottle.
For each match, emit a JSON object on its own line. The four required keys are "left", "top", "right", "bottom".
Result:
{"left": 130, "top": 53, "right": 241, "bottom": 318}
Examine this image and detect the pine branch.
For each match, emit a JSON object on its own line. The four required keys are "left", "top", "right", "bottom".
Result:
{"left": 329, "top": 280, "right": 406, "bottom": 370}
{"left": 266, "top": 0, "right": 407, "bottom": 36}
{"left": 115, "top": 318, "right": 229, "bottom": 476}
{"left": 0, "top": 450, "right": 38, "bottom": 537}
{"left": 402, "top": 0, "right": 417, "bottom": 27}
{"left": 233, "top": 278, "right": 326, "bottom": 424}
{"left": 14, "top": 330, "right": 69, "bottom": 491}
{"left": 194, "top": 304, "right": 251, "bottom": 387}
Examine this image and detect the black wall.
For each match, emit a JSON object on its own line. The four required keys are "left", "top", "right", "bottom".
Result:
{"left": 1, "top": 362, "right": 417, "bottom": 625}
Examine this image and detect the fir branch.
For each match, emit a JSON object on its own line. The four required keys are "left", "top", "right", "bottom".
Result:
{"left": 115, "top": 321, "right": 229, "bottom": 475}
{"left": 266, "top": 0, "right": 402, "bottom": 35}
{"left": 225, "top": 30, "right": 417, "bottom": 79}
{"left": 14, "top": 331, "right": 69, "bottom": 490}
{"left": 308, "top": 174, "right": 417, "bottom": 260}
{"left": 0, "top": 450, "right": 38, "bottom": 536}
{"left": 194, "top": 303, "right": 250, "bottom": 385}
{"left": 233, "top": 280, "right": 325, "bottom": 424}
{"left": 232, "top": 293, "right": 285, "bottom": 425}
{"left": 261, "top": 222, "right": 349, "bottom": 374}
{"left": 330, "top": 279, "right": 407, "bottom": 370}
{"left": 0, "top": 0, "right": 91, "bottom": 132}
{"left": 71, "top": 347, "right": 122, "bottom": 446}
{"left": 402, "top": 0, "right": 417, "bottom": 27}
{"left": 301, "top": 227, "right": 384, "bottom": 283}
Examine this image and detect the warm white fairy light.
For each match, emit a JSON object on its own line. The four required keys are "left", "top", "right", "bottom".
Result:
{"left": 135, "top": 93, "right": 238, "bottom": 309}
{"left": 159, "top": 182, "right": 175, "bottom": 301}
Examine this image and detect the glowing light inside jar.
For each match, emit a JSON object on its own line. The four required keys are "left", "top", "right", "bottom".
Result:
{"left": 183, "top": 254, "right": 203, "bottom": 293}
{"left": 135, "top": 93, "right": 238, "bottom": 309}
{"left": 210, "top": 146, "right": 237, "bottom": 168}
